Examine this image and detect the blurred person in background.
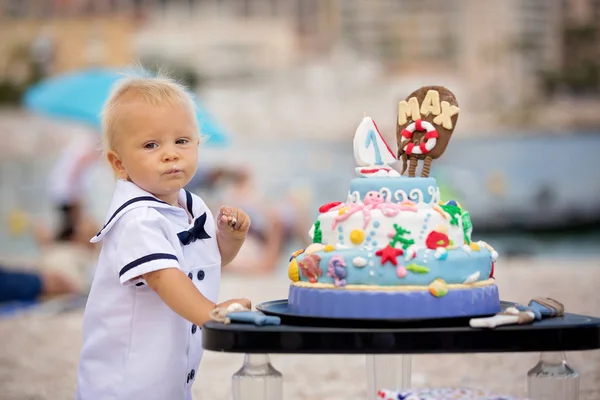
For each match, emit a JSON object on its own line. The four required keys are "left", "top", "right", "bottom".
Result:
{"left": 34, "top": 131, "right": 100, "bottom": 247}
{"left": 0, "top": 265, "right": 80, "bottom": 304}
{"left": 32, "top": 130, "right": 101, "bottom": 291}
{"left": 186, "top": 161, "right": 250, "bottom": 192}
{"left": 220, "top": 172, "right": 313, "bottom": 275}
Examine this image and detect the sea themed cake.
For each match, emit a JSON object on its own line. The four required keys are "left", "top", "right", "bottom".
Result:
{"left": 287, "top": 86, "right": 500, "bottom": 319}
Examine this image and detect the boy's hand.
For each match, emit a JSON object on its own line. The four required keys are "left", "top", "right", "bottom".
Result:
{"left": 217, "top": 206, "right": 250, "bottom": 240}
{"left": 217, "top": 298, "right": 252, "bottom": 310}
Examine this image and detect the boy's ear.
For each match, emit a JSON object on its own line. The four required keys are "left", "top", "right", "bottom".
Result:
{"left": 107, "top": 150, "right": 128, "bottom": 179}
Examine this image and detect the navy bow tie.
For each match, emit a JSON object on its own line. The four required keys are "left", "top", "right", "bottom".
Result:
{"left": 178, "top": 212, "right": 211, "bottom": 245}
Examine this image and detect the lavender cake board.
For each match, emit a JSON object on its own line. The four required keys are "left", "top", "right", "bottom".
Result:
{"left": 256, "top": 298, "right": 509, "bottom": 329}
{"left": 261, "top": 284, "right": 500, "bottom": 327}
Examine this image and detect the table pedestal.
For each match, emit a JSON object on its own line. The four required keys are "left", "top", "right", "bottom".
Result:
{"left": 366, "top": 355, "right": 412, "bottom": 400}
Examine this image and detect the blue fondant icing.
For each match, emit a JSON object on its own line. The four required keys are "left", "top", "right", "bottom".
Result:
{"left": 365, "top": 235, "right": 371, "bottom": 242}
{"left": 288, "top": 284, "right": 500, "bottom": 319}
{"left": 372, "top": 241, "right": 378, "bottom": 246}
{"left": 349, "top": 176, "right": 438, "bottom": 204}
{"left": 370, "top": 230, "right": 376, "bottom": 236}
{"left": 295, "top": 247, "right": 493, "bottom": 286}
{"left": 338, "top": 234, "right": 344, "bottom": 242}
{"left": 373, "top": 221, "right": 380, "bottom": 228}
{"left": 337, "top": 226, "right": 343, "bottom": 232}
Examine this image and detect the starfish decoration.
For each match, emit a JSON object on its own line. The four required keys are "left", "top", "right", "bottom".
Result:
{"left": 375, "top": 244, "right": 404, "bottom": 266}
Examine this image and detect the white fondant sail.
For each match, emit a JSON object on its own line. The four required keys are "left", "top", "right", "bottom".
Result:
{"left": 353, "top": 117, "right": 396, "bottom": 167}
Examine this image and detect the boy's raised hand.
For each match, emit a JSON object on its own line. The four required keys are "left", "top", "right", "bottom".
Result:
{"left": 217, "top": 206, "right": 250, "bottom": 240}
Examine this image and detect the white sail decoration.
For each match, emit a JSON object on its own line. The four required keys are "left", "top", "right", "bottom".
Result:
{"left": 353, "top": 116, "right": 399, "bottom": 177}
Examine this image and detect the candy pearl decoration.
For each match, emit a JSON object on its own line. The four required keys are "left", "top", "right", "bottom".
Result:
{"left": 396, "top": 266, "right": 407, "bottom": 278}
{"left": 350, "top": 229, "right": 365, "bottom": 244}
{"left": 352, "top": 257, "right": 367, "bottom": 267}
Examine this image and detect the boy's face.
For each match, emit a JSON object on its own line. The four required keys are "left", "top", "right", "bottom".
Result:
{"left": 108, "top": 99, "right": 199, "bottom": 205}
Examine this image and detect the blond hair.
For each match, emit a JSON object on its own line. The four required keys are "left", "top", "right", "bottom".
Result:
{"left": 101, "top": 72, "right": 199, "bottom": 154}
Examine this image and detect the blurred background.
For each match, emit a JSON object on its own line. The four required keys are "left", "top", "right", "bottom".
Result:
{"left": 0, "top": 0, "right": 599, "bottom": 399}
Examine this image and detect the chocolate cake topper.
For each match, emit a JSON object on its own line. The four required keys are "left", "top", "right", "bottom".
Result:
{"left": 396, "top": 86, "right": 460, "bottom": 178}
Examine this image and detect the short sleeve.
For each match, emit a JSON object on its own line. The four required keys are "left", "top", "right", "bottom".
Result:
{"left": 114, "top": 212, "right": 180, "bottom": 286}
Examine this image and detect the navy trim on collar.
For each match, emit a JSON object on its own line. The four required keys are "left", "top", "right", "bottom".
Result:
{"left": 95, "top": 196, "right": 169, "bottom": 237}
{"left": 185, "top": 190, "right": 194, "bottom": 218}
{"left": 119, "top": 253, "right": 178, "bottom": 277}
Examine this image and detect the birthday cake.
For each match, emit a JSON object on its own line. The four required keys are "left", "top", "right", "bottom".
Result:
{"left": 287, "top": 86, "right": 500, "bottom": 320}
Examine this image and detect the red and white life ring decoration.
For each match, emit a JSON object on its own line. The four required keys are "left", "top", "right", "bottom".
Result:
{"left": 401, "top": 119, "right": 439, "bottom": 155}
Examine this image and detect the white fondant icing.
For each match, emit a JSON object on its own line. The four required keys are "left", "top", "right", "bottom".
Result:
{"left": 394, "top": 190, "right": 408, "bottom": 203}
{"left": 347, "top": 190, "right": 361, "bottom": 204}
{"left": 352, "top": 257, "right": 367, "bottom": 267}
{"left": 405, "top": 245, "right": 418, "bottom": 261}
{"left": 349, "top": 186, "right": 438, "bottom": 206}
{"left": 491, "top": 251, "right": 498, "bottom": 262}
{"left": 409, "top": 188, "right": 424, "bottom": 203}
{"left": 463, "top": 271, "right": 480, "bottom": 284}
{"left": 428, "top": 185, "right": 441, "bottom": 204}
{"left": 305, "top": 243, "right": 326, "bottom": 254}
{"left": 434, "top": 247, "right": 447, "bottom": 259}
{"left": 318, "top": 208, "right": 464, "bottom": 252}
{"left": 462, "top": 244, "right": 472, "bottom": 254}
{"left": 379, "top": 187, "right": 392, "bottom": 203}
{"left": 476, "top": 240, "right": 498, "bottom": 262}
{"left": 354, "top": 167, "right": 401, "bottom": 178}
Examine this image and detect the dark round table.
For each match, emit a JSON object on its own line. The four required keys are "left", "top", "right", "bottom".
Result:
{"left": 203, "top": 304, "right": 600, "bottom": 399}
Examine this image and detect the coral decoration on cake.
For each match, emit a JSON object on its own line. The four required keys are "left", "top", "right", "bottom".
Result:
{"left": 298, "top": 254, "right": 322, "bottom": 283}
{"left": 353, "top": 116, "right": 399, "bottom": 177}
{"left": 396, "top": 86, "right": 460, "bottom": 178}
{"left": 425, "top": 226, "right": 450, "bottom": 250}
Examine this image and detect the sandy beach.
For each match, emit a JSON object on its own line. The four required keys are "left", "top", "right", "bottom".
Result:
{"left": 0, "top": 257, "right": 599, "bottom": 400}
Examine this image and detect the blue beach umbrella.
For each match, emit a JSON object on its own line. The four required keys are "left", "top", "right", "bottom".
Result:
{"left": 22, "top": 68, "right": 230, "bottom": 146}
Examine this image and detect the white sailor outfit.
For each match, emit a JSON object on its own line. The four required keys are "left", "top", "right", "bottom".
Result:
{"left": 76, "top": 179, "right": 221, "bottom": 400}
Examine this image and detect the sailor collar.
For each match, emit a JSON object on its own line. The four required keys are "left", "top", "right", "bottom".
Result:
{"left": 91, "top": 179, "right": 201, "bottom": 243}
